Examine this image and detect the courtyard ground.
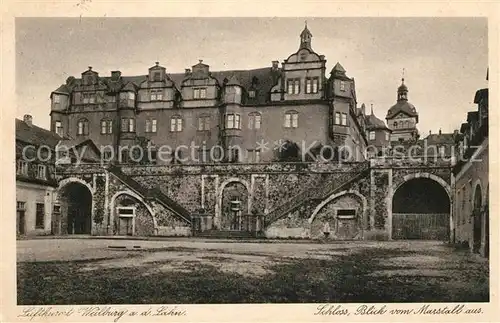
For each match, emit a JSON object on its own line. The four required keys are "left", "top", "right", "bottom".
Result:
{"left": 17, "top": 238, "right": 489, "bottom": 304}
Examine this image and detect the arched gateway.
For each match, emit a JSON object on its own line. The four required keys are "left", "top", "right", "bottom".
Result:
{"left": 59, "top": 181, "right": 93, "bottom": 234}
{"left": 392, "top": 176, "right": 450, "bottom": 240}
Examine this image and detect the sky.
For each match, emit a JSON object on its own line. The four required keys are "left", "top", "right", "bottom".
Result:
{"left": 16, "top": 17, "right": 488, "bottom": 136}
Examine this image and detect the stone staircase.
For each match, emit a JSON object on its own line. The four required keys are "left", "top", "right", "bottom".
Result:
{"left": 264, "top": 161, "right": 370, "bottom": 227}
{"left": 108, "top": 165, "right": 191, "bottom": 224}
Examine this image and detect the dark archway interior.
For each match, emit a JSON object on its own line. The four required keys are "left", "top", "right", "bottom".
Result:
{"left": 393, "top": 178, "right": 450, "bottom": 213}
{"left": 64, "top": 183, "right": 92, "bottom": 234}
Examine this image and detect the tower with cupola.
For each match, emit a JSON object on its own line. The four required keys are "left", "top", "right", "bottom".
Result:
{"left": 386, "top": 76, "right": 419, "bottom": 142}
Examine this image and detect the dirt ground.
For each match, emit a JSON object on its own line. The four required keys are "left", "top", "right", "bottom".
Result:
{"left": 17, "top": 238, "right": 489, "bottom": 304}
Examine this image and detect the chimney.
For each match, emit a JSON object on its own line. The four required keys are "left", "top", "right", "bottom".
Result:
{"left": 185, "top": 68, "right": 191, "bottom": 75}
{"left": 453, "top": 129, "right": 459, "bottom": 136}
{"left": 319, "top": 55, "right": 325, "bottom": 61}
{"left": 429, "top": 130, "right": 431, "bottom": 135}
{"left": 272, "top": 61, "right": 279, "bottom": 70}
{"left": 111, "top": 71, "right": 121, "bottom": 80}
{"left": 23, "top": 114, "right": 33, "bottom": 127}
{"left": 439, "top": 128, "right": 442, "bottom": 135}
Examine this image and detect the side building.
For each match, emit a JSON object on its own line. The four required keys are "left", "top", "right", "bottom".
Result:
{"left": 452, "top": 75, "right": 489, "bottom": 258}
{"left": 16, "top": 115, "right": 61, "bottom": 236}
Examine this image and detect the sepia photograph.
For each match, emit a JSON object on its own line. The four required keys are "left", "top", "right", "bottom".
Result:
{"left": 13, "top": 16, "right": 489, "bottom": 307}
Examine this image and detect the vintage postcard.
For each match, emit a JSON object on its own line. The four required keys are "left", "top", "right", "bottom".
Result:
{"left": 1, "top": 1, "right": 497, "bottom": 322}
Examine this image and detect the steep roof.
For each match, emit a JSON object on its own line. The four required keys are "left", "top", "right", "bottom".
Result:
{"left": 16, "top": 118, "right": 61, "bottom": 148}
{"left": 55, "top": 67, "right": 282, "bottom": 105}
{"left": 423, "top": 133, "right": 455, "bottom": 146}
{"left": 365, "top": 112, "right": 389, "bottom": 131}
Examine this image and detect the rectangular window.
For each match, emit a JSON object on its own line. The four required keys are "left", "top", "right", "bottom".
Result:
{"left": 340, "top": 81, "right": 346, "bottom": 92}
{"left": 337, "top": 209, "right": 356, "bottom": 219}
{"left": 121, "top": 118, "right": 135, "bottom": 133}
{"left": 312, "top": 78, "right": 318, "bottom": 93}
{"left": 248, "top": 90, "right": 256, "bottom": 98}
{"left": 198, "top": 116, "right": 210, "bottom": 131}
{"left": 247, "top": 150, "right": 261, "bottom": 163}
{"left": 34, "top": 165, "right": 46, "bottom": 180}
{"left": 108, "top": 95, "right": 116, "bottom": 103}
{"left": 101, "top": 120, "right": 107, "bottom": 134}
{"left": 227, "top": 114, "right": 234, "bottom": 129}
{"left": 17, "top": 160, "right": 28, "bottom": 175}
{"left": 287, "top": 79, "right": 300, "bottom": 94}
{"left": 53, "top": 95, "right": 60, "bottom": 103}
{"left": 248, "top": 114, "right": 261, "bottom": 129}
{"left": 369, "top": 131, "right": 376, "bottom": 140}
{"left": 284, "top": 113, "right": 298, "bottom": 128}
{"left": 17, "top": 201, "right": 26, "bottom": 210}
{"left": 341, "top": 112, "right": 348, "bottom": 126}
{"left": 146, "top": 119, "right": 157, "bottom": 133}
{"left": 153, "top": 72, "right": 161, "bottom": 82}
{"left": 335, "top": 112, "right": 341, "bottom": 125}
{"left": 54, "top": 121, "right": 63, "bottom": 136}
{"left": 128, "top": 92, "right": 135, "bottom": 100}
{"left": 439, "top": 146, "right": 445, "bottom": 156}
{"left": 385, "top": 132, "right": 390, "bottom": 141}
{"left": 170, "top": 117, "right": 183, "bottom": 132}
{"left": 193, "top": 88, "right": 207, "bottom": 99}
{"left": 294, "top": 79, "right": 300, "bottom": 94}
{"left": 305, "top": 78, "right": 319, "bottom": 94}
{"left": 35, "top": 203, "right": 44, "bottom": 229}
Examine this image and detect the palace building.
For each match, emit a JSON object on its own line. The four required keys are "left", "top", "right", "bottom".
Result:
{"left": 50, "top": 24, "right": 368, "bottom": 164}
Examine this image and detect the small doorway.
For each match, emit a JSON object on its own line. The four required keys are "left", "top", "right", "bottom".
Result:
{"left": 336, "top": 209, "right": 359, "bottom": 240}
{"left": 17, "top": 201, "right": 26, "bottom": 235}
{"left": 472, "top": 184, "right": 482, "bottom": 253}
{"left": 117, "top": 207, "right": 135, "bottom": 236}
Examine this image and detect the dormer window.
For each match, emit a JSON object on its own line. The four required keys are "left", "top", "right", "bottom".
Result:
{"left": 340, "top": 81, "right": 346, "bottom": 92}
{"left": 248, "top": 90, "right": 256, "bottom": 98}
{"left": 153, "top": 72, "right": 161, "bottom": 82}
{"left": 82, "top": 92, "right": 96, "bottom": 104}
{"left": 150, "top": 89, "right": 163, "bottom": 101}
{"left": 287, "top": 79, "right": 300, "bottom": 94}
{"left": 306, "top": 78, "right": 319, "bottom": 94}
{"left": 193, "top": 88, "right": 207, "bottom": 99}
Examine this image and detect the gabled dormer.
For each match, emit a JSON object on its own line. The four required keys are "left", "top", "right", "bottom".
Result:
{"left": 119, "top": 82, "right": 137, "bottom": 109}
{"left": 81, "top": 66, "right": 99, "bottom": 86}
{"left": 180, "top": 60, "right": 219, "bottom": 108}
{"left": 282, "top": 24, "right": 326, "bottom": 101}
{"left": 328, "top": 62, "right": 354, "bottom": 100}
{"left": 148, "top": 61, "right": 166, "bottom": 82}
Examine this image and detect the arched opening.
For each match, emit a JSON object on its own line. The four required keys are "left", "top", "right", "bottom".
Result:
{"left": 60, "top": 182, "right": 92, "bottom": 235}
{"left": 112, "top": 194, "right": 155, "bottom": 236}
{"left": 220, "top": 182, "right": 249, "bottom": 231}
{"left": 310, "top": 193, "right": 364, "bottom": 240}
{"left": 472, "top": 184, "right": 482, "bottom": 253}
{"left": 392, "top": 177, "right": 450, "bottom": 240}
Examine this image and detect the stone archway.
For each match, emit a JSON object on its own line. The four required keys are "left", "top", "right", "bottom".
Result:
{"left": 391, "top": 176, "right": 450, "bottom": 240}
{"left": 219, "top": 182, "right": 250, "bottom": 231}
{"left": 59, "top": 181, "right": 93, "bottom": 235}
{"left": 308, "top": 190, "right": 366, "bottom": 240}
{"left": 109, "top": 190, "right": 157, "bottom": 236}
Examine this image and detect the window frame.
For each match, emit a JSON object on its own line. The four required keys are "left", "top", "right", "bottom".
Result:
{"left": 369, "top": 131, "right": 376, "bottom": 140}
{"left": 150, "top": 89, "right": 163, "bottom": 101}
{"left": 193, "top": 87, "right": 207, "bottom": 99}
{"left": 198, "top": 115, "right": 211, "bottom": 131}
{"left": 170, "top": 116, "right": 183, "bottom": 132}
{"left": 145, "top": 119, "right": 158, "bottom": 133}
{"left": 340, "top": 81, "right": 346, "bottom": 92}
{"left": 341, "top": 112, "right": 348, "bottom": 126}
{"left": 225, "top": 113, "right": 241, "bottom": 130}
{"left": 286, "top": 79, "right": 300, "bottom": 95}
{"left": 305, "top": 77, "right": 319, "bottom": 94}
{"left": 53, "top": 94, "right": 60, "bottom": 104}
{"left": 77, "top": 118, "right": 89, "bottom": 135}
{"left": 17, "top": 160, "right": 28, "bottom": 175}
{"left": 284, "top": 111, "right": 299, "bottom": 128}
{"left": 248, "top": 112, "right": 262, "bottom": 130}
